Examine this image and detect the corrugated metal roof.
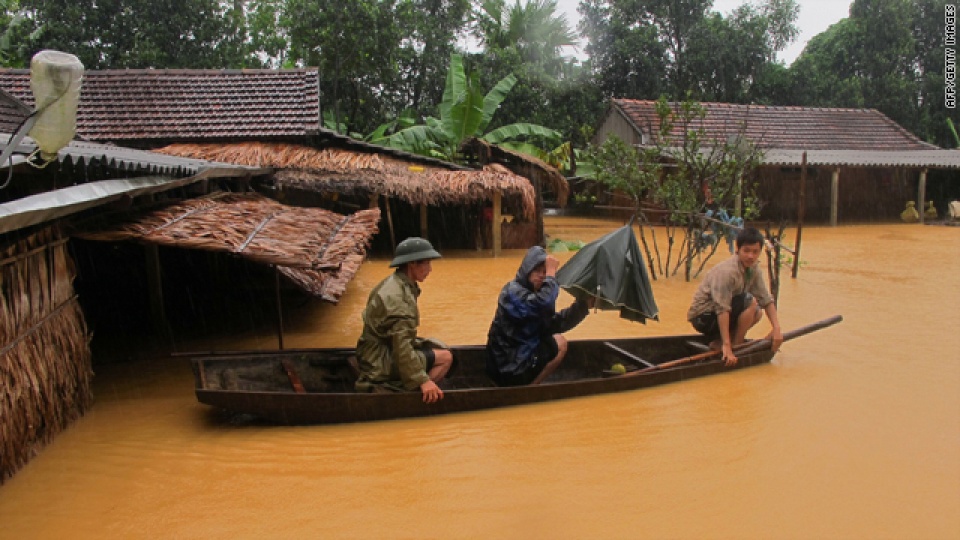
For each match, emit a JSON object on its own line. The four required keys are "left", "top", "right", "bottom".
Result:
{"left": 0, "top": 176, "right": 206, "bottom": 235}
{"left": 2, "top": 133, "right": 272, "bottom": 177}
{"left": 0, "top": 134, "right": 272, "bottom": 234}
{"left": 760, "top": 149, "right": 960, "bottom": 169}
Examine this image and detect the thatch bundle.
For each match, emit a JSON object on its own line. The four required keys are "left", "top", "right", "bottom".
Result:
{"left": 0, "top": 227, "right": 92, "bottom": 484}
{"left": 460, "top": 137, "right": 570, "bottom": 206}
{"left": 157, "top": 142, "right": 537, "bottom": 220}
{"left": 74, "top": 192, "right": 380, "bottom": 303}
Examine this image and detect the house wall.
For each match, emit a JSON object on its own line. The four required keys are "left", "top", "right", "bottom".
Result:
{"left": 0, "top": 226, "right": 92, "bottom": 484}
{"left": 593, "top": 110, "right": 643, "bottom": 147}
{"left": 755, "top": 166, "right": 919, "bottom": 223}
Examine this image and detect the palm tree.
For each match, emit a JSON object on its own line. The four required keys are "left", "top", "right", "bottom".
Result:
{"left": 472, "top": 0, "right": 579, "bottom": 79}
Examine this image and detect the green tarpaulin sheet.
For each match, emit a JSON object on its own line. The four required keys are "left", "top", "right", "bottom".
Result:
{"left": 555, "top": 223, "right": 659, "bottom": 323}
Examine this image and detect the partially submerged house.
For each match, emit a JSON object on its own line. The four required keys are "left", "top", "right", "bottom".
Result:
{"left": 594, "top": 99, "right": 960, "bottom": 224}
{"left": 0, "top": 89, "right": 381, "bottom": 484}
{"left": 0, "top": 65, "right": 566, "bottom": 483}
{"left": 0, "top": 68, "right": 555, "bottom": 251}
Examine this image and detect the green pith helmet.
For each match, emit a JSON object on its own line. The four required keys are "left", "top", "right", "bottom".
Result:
{"left": 389, "top": 237, "right": 441, "bottom": 267}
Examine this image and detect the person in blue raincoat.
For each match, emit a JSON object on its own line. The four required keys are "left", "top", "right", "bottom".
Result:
{"left": 486, "top": 246, "right": 594, "bottom": 386}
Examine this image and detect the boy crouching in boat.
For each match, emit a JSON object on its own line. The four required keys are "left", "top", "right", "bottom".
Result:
{"left": 355, "top": 237, "right": 453, "bottom": 403}
{"left": 687, "top": 227, "right": 783, "bottom": 366}
{"left": 486, "top": 246, "right": 594, "bottom": 386}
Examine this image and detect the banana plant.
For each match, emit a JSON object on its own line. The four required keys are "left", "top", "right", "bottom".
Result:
{"left": 378, "top": 54, "right": 561, "bottom": 161}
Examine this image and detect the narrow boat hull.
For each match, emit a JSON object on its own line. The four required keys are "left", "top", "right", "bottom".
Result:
{"left": 190, "top": 334, "right": 776, "bottom": 425}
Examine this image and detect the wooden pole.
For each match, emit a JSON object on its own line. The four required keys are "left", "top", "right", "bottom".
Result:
{"left": 622, "top": 315, "right": 843, "bottom": 376}
{"left": 275, "top": 267, "right": 284, "bottom": 350}
{"left": 420, "top": 204, "right": 429, "bottom": 239}
{"left": 918, "top": 168, "right": 928, "bottom": 224}
{"left": 830, "top": 167, "right": 840, "bottom": 227}
{"left": 492, "top": 191, "right": 502, "bottom": 257}
{"left": 792, "top": 152, "right": 807, "bottom": 278}
{"left": 384, "top": 195, "right": 396, "bottom": 252}
{"left": 144, "top": 244, "right": 169, "bottom": 342}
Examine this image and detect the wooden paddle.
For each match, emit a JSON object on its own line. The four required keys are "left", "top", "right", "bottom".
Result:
{"left": 620, "top": 314, "right": 843, "bottom": 377}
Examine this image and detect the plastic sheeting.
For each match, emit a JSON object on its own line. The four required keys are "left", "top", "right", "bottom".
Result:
{"left": 555, "top": 223, "right": 659, "bottom": 323}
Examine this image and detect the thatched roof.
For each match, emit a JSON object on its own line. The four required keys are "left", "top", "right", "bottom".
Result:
{"left": 155, "top": 142, "right": 538, "bottom": 220}
{"left": 460, "top": 138, "right": 569, "bottom": 206}
{"left": 74, "top": 192, "right": 380, "bottom": 303}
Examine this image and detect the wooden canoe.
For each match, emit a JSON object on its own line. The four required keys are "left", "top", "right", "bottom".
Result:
{"left": 188, "top": 316, "right": 841, "bottom": 425}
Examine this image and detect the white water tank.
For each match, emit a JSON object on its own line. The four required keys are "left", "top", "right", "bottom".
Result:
{"left": 28, "top": 50, "right": 83, "bottom": 161}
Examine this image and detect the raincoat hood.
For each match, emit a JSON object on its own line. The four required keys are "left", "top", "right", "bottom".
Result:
{"left": 516, "top": 246, "right": 548, "bottom": 288}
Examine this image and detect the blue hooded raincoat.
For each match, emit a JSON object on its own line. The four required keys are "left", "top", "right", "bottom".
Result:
{"left": 486, "top": 246, "right": 590, "bottom": 382}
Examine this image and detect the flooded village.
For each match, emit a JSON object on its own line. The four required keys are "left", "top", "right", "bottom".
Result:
{"left": 0, "top": 48, "right": 959, "bottom": 539}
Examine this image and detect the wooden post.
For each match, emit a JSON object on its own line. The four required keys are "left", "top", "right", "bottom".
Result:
{"left": 918, "top": 168, "right": 928, "bottom": 224}
{"left": 369, "top": 192, "right": 379, "bottom": 209}
{"left": 384, "top": 195, "right": 396, "bottom": 252}
{"left": 275, "top": 267, "right": 284, "bottom": 350}
{"left": 492, "top": 191, "right": 502, "bottom": 257}
{"left": 420, "top": 204, "right": 429, "bottom": 239}
{"left": 144, "top": 244, "right": 169, "bottom": 342}
{"left": 792, "top": 152, "right": 807, "bottom": 279}
{"left": 830, "top": 167, "right": 840, "bottom": 227}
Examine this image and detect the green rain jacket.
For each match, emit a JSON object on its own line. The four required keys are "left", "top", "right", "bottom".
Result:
{"left": 355, "top": 271, "right": 430, "bottom": 392}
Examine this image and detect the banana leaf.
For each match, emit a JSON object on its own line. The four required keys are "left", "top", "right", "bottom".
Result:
{"left": 555, "top": 222, "right": 659, "bottom": 323}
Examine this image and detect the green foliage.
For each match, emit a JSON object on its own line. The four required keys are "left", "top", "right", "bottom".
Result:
{"left": 581, "top": 135, "right": 660, "bottom": 205}
{"left": 580, "top": 0, "right": 798, "bottom": 103}
{"left": 947, "top": 119, "right": 960, "bottom": 149}
{"left": 585, "top": 96, "right": 765, "bottom": 279}
{"left": 787, "top": 0, "right": 953, "bottom": 146}
{"left": 471, "top": 0, "right": 579, "bottom": 80}
{"left": 16, "top": 0, "right": 258, "bottom": 68}
{"left": 378, "top": 53, "right": 561, "bottom": 161}
{"left": 547, "top": 238, "right": 585, "bottom": 252}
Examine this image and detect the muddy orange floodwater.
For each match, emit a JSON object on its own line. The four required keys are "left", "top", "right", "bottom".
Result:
{"left": 0, "top": 217, "right": 958, "bottom": 539}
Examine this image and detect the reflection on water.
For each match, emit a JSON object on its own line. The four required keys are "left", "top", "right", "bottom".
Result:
{"left": 1, "top": 218, "right": 958, "bottom": 539}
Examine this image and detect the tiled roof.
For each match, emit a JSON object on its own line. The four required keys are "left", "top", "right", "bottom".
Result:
{"left": 0, "top": 69, "right": 335, "bottom": 144}
{"left": 0, "top": 88, "right": 30, "bottom": 135}
{"left": 612, "top": 99, "right": 937, "bottom": 151}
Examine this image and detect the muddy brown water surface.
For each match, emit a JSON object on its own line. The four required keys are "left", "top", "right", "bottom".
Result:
{"left": 1, "top": 218, "right": 958, "bottom": 539}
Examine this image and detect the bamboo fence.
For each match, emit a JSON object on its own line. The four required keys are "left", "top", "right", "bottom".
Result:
{"left": 0, "top": 226, "right": 92, "bottom": 484}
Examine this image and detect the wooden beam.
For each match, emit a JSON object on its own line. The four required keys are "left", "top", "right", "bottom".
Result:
{"left": 144, "top": 244, "right": 169, "bottom": 341}
{"left": 275, "top": 267, "right": 284, "bottom": 350}
{"left": 792, "top": 152, "right": 807, "bottom": 278}
{"left": 281, "top": 359, "right": 306, "bottom": 393}
{"left": 420, "top": 204, "right": 429, "bottom": 239}
{"left": 492, "top": 191, "right": 502, "bottom": 257}
{"left": 604, "top": 342, "right": 655, "bottom": 368}
{"left": 829, "top": 168, "right": 840, "bottom": 226}
{"left": 384, "top": 195, "right": 396, "bottom": 251}
{"left": 918, "top": 168, "right": 928, "bottom": 224}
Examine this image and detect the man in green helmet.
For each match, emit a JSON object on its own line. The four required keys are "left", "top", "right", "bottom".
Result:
{"left": 355, "top": 237, "right": 454, "bottom": 403}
